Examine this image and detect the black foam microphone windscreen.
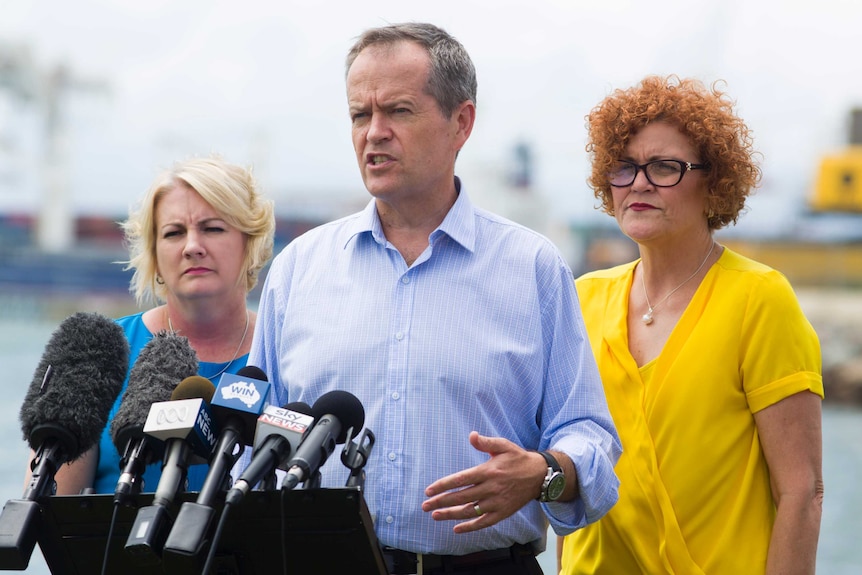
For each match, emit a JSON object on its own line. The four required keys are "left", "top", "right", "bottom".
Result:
{"left": 19, "top": 312, "right": 129, "bottom": 462}
{"left": 308, "top": 390, "right": 365, "bottom": 444}
{"left": 236, "top": 364, "right": 267, "bottom": 382}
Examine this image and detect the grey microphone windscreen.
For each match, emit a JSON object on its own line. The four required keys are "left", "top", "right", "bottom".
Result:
{"left": 19, "top": 312, "right": 129, "bottom": 461}
{"left": 110, "top": 330, "right": 199, "bottom": 453}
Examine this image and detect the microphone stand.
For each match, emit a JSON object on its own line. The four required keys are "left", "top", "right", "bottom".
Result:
{"left": 261, "top": 470, "right": 277, "bottom": 491}
{"left": 303, "top": 470, "right": 323, "bottom": 490}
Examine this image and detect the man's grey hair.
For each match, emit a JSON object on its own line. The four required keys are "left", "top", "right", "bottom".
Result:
{"left": 345, "top": 22, "right": 477, "bottom": 117}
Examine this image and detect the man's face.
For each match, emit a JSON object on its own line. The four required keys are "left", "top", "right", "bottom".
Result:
{"left": 346, "top": 41, "right": 472, "bottom": 204}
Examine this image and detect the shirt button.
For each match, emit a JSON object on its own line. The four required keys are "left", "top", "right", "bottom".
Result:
{"left": 386, "top": 515, "right": 394, "bottom": 524}
{"left": 401, "top": 276, "right": 410, "bottom": 284}
{"left": 388, "top": 452, "right": 397, "bottom": 461}
{"left": 391, "top": 391, "right": 400, "bottom": 400}
{"left": 395, "top": 332, "right": 404, "bottom": 340}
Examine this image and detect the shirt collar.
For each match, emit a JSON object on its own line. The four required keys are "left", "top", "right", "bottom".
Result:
{"left": 343, "top": 176, "right": 476, "bottom": 254}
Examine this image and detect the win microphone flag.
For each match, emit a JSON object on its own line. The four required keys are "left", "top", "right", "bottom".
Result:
{"left": 161, "top": 367, "right": 272, "bottom": 564}
{"left": 210, "top": 367, "right": 272, "bottom": 445}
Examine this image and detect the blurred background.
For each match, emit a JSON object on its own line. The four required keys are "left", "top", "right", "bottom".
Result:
{"left": 1, "top": 0, "right": 860, "bottom": 573}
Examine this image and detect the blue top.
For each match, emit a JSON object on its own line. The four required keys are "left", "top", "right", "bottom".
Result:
{"left": 92, "top": 312, "right": 248, "bottom": 494}
{"left": 246, "top": 180, "right": 621, "bottom": 555}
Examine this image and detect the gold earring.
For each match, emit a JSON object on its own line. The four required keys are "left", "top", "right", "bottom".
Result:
{"left": 156, "top": 275, "right": 165, "bottom": 285}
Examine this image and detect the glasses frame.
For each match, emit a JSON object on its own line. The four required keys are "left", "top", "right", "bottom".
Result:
{"left": 608, "top": 159, "right": 709, "bottom": 188}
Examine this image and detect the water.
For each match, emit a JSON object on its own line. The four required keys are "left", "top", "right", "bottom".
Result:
{"left": 1, "top": 316, "right": 859, "bottom": 574}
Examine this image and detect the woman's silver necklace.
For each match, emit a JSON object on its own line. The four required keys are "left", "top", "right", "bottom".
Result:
{"left": 640, "top": 242, "right": 715, "bottom": 326}
{"left": 167, "top": 310, "right": 250, "bottom": 380}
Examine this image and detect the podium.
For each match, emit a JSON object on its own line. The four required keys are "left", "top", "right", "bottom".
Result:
{"left": 33, "top": 488, "right": 388, "bottom": 574}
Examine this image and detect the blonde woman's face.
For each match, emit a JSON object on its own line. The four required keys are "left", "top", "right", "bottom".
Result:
{"left": 154, "top": 184, "right": 247, "bottom": 302}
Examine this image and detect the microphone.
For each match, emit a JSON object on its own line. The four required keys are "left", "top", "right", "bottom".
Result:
{"left": 224, "top": 401, "right": 314, "bottom": 506}
{"left": 197, "top": 401, "right": 313, "bottom": 575}
{"left": 283, "top": 390, "right": 365, "bottom": 491}
{"left": 1, "top": 312, "right": 128, "bottom": 570}
{"left": 146, "top": 376, "right": 218, "bottom": 503}
{"left": 260, "top": 401, "right": 312, "bottom": 490}
{"left": 110, "top": 330, "right": 199, "bottom": 506}
{"left": 124, "top": 376, "right": 217, "bottom": 561}
{"left": 194, "top": 365, "right": 272, "bottom": 505}
{"left": 161, "top": 366, "right": 272, "bottom": 562}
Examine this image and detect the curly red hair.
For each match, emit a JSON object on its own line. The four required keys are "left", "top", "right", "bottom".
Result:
{"left": 586, "top": 75, "right": 761, "bottom": 230}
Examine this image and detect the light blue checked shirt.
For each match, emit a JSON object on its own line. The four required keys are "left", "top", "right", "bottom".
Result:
{"left": 247, "top": 180, "right": 620, "bottom": 555}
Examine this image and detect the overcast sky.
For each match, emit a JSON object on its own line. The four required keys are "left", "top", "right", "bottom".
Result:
{"left": 2, "top": 0, "right": 862, "bottom": 232}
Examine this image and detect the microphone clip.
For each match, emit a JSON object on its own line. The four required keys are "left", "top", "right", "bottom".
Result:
{"left": 341, "top": 428, "right": 375, "bottom": 489}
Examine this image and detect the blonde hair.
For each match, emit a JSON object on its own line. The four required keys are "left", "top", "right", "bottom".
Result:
{"left": 121, "top": 155, "right": 275, "bottom": 306}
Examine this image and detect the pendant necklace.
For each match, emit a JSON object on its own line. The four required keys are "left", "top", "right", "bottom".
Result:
{"left": 641, "top": 242, "right": 715, "bottom": 326}
{"left": 167, "top": 310, "right": 250, "bottom": 380}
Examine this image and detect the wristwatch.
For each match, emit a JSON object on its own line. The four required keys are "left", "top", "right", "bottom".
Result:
{"left": 537, "top": 451, "right": 565, "bottom": 502}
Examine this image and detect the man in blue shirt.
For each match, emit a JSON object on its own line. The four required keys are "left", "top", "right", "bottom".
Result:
{"left": 249, "top": 22, "right": 621, "bottom": 575}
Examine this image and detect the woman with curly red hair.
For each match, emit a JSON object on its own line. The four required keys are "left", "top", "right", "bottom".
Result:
{"left": 559, "top": 76, "right": 824, "bottom": 574}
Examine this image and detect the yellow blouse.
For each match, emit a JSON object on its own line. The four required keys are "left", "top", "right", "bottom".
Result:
{"left": 561, "top": 248, "right": 823, "bottom": 574}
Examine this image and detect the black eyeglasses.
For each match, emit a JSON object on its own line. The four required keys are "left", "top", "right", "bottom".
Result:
{"left": 608, "top": 159, "right": 709, "bottom": 188}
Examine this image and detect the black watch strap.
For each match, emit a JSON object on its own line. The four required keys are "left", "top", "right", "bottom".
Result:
{"left": 538, "top": 450, "right": 562, "bottom": 473}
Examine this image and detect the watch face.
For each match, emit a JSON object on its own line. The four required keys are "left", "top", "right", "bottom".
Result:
{"left": 547, "top": 473, "right": 566, "bottom": 501}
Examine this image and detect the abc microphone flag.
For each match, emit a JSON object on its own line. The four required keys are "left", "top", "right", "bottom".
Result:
{"left": 124, "top": 377, "right": 217, "bottom": 561}
{"left": 143, "top": 389, "right": 218, "bottom": 466}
